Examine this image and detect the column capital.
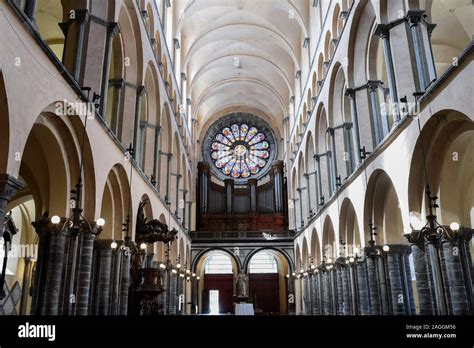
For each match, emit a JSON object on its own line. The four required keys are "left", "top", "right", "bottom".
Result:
{"left": 224, "top": 178, "right": 235, "bottom": 187}
{"left": 271, "top": 160, "right": 284, "bottom": 170}
{"left": 137, "top": 85, "right": 147, "bottom": 97}
{"left": 406, "top": 10, "right": 426, "bottom": 27}
{"left": 367, "top": 80, "right": 383, "bottom": 92}
{"left": 374, "top": 24, "right": 390, "bottom": 39}
{"left": 326, "top": 127, "right": 335, "bottom": 135}
{"left": 342, "top": 122, "right": 353, "bottom": 130}
{"left": 73, "top": 9, "right": 91, "bottom": 24}
{"left": 248, "top": 178, "right": 258, "bottom": 186}
{"left": 107, "top": 22, "right": 120, "bottom": 37}
{"left": 345, "top": 88, "right": 356, "bottom": 98}
{"left": 313, "top": 154, "right": 320, "bottom": 161}
{"left": 0, "top": 174, "right": 23, "bottom": 201}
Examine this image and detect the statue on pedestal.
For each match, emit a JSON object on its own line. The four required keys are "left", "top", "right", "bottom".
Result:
{"left": 236, "top": 272, "right": 249, "bottom": 302}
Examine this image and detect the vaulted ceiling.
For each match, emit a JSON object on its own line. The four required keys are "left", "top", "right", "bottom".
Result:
{"left": 173, "top": 0, "right": 310, "bottom": 132}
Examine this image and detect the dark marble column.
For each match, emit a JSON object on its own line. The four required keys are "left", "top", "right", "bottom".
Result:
{"left": 119, "top": 249, "right": 130, "bottom": 315}
{"left": 316, "top": 271, "right": 324, "bottom": 315}
{"left": 367, "top": 81, "right": 385, "bottom": 144}
{"left": 174, "top": 174, "right": 182, "bottom": 217}
{"left": 97, "top": 248, "right": 112, "bottom": 315}
{"left": 405, "top": 231, "right": 435, "bottom": 314}
{"left": 341, "top": 266, "right": 352, "bottom": 315}
{"left": 322, "top": 271, "right": 332, "bottom": 315}
{"left": 152, "top": 126, "right": 162, "bottom": 188}
{"left": 409, "top": 11, "right": 437, "bottom": 89}
{"left": 133, "top": 86, "right": 146, "bottom": 162}
{"left": 441, "top": 237, "right": 470, "bottom": 315}
{"left": 165, "top": 154, "right": 173, "bottom": 205}
{"left": 356, "top": 259, "right": 371, "bottom": 315}
{"left": 60, "top": 9, "right": 91, "bottom": 81}
{"left": 75, "top": 232, "right": 95, "bottom": 315}
{"left": 374, "top": 24, "right": 400, "bottom": 122}
{"left": 43, "top": 231, "right": 67, "bottom": 315}
{"left": 378, "top": 256, "right": 391, "bottom": 315}
{"left": 385, "top": 244, "right": 414, "bottom": 315}
{"left": 303, "top": 276, "right": 310, "bottom": 315}
{"left": 366, "top": 256, "right": 381, "bottom": 315}
{"left": 327, "top": 128, "right": 338, "bottom": 193}
{"left": 426, "top": 237, "right": 448, "bottom": 315}
{"left": 335, "top": 266, "right": 344, "bottom": 315}
{"left": 345, "top": 89, "right": 361, "bottom": 167}
{"left": 98, "top": 22, "right": 120, "bottom": 118}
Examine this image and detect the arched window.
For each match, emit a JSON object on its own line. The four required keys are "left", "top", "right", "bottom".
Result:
{"left": 249, "top": 251, "right": 278, "bottom": 274}
{"left": 204, "top": 252, "right": 233, "bottom": 274}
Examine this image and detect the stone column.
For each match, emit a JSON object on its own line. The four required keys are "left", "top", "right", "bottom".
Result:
{"left": 304, "top": 173, "right": 313, "bottom": 217}
{"left": 356, "top": 259, "right": 371, "bottom": 315}
{"left": 426, "top": 236, "right": 448, "bottom": 315}
{"left": 407, "top": 11, "right": 429, "bottom": 91}
{"left": 152, "top": 126, "right": 162, "bottom": 187}
{"left": 119, "top": 250, "right": 130, "bottom": 315}
{"left": 75, "top": 232, "right": 95, "bottom": 315}
{"left": 348, "top": 263, "right": 359, "bottom": 315}
{"left": 366, "top": 255, "right": 381, "bottom": 315}
{"left": 314, "top": 155, "right": 324, "bottom": 206}
{"left": 441, "top": 236, "right": 471, "bottom": 315}
{"left": 405, "top": 231, "right": 435, "bottom": 314}
{"left": 133, "top": 86, "right": 146, "bottom": 162}
{"left": 341, "top": 265, "right": 352, "bottom": 315}
{"left": 343, "top": 122, "right": 355, "bottom": 173}
{"left": 335, "top": 265, "right": 344, "bottom": 315}
{"left": 165, "top": 154, "right": 173, "bottom": 205}
{"left": 377, "top": 256, "right": 390, "bottom": 315}
{"left": 322, "top": 271, "right": 333, "bottom": 315}
{"left": 99, "top": 22, "right": 120, "bottom": 118}
{"left": 61, "top": 9, "right": 91, "bottom": 81}
{"left": 175, "top": 174, "right": 182, "bottom": 217}
{"left": 225, "top": 179, "right": 235, "bottom": 214}
{"left": 368, "top": 81, "right": 385, "bottom": 144}
{"left": 42, "top": 231, "right": 67, "bottom": 315}
{"left": 181, "top": 190, "right": 188, "bottom": 229}
{"left": 375, "top": 24, "right": 400, "bottom": 122}
{"left": 303, "top": 276, "right": 310, "bottom": 315}
{"left": 314, "top": 272, "right": 322, "bottom": 315}
{"left": 197, "top": 162, "right": 209, "bottom": 214}
{"left": 248, "top": 179, "right": 257, "bottom": 214}
{"left": 345, "top": 89, "right": 361, "bottom": 167}
{"left": 271, "top": 161, "right": 284, "bottom": 213}
{"left": 385, "top": 244, "right": 415, "bottom": 315}
{"left": 327, "top": 128, "right": 338, "bottom": 193}
{"left": 296, "top": 188, "right": 304, "bottom": 228}
{"left": 310, "top": 273, "right": 318, "bottom": 315}
{"left": 108, "top": 79, "right": 125, "bottom": 135}
{"left": 97, "top": 248, "right": 112, "bottom": 315}
{"left": 0, "top": 175, "right": 23, "bottom": 235}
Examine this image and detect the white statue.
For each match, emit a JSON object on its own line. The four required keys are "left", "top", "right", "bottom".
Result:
{"left": 236, "top": 272, "right": 249, "bottom": 298}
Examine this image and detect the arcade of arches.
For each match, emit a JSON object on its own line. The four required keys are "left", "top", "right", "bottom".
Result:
{"left": 0, "top": 0, "right": 472, "bottom": 316}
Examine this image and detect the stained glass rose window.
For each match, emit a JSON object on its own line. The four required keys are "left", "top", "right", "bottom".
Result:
{"left": 210, "top": 123, "right": 270, "bottom": 178}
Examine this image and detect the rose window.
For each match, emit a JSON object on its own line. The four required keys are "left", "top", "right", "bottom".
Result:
{"left": 210, "top": 123, "right": 270, "bottom": 178}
